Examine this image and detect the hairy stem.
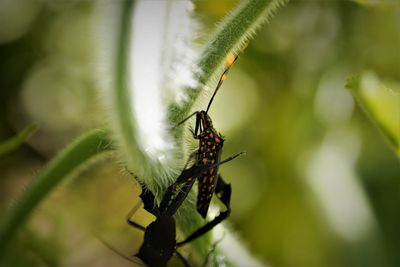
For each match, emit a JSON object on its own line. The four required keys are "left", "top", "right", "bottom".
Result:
{"left": 170, "top": 0, "right": 289, "bottom": 123}
{"left": 0, "top": 123, "right": 38, "bottom": 157}
{"left": 0, "top": 128, "right": 114, "bottom": 258}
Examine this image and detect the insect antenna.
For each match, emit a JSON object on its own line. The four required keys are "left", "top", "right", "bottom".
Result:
{"left": 205, "top": 53, "right": 240, "bottom": 114}
{"left": 174, "top": 111, "right": 198, "bottom": 129}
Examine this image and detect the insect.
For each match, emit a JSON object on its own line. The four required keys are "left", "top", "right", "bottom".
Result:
{"left": 164, "top": 52, "right": 242, "bottom": 225}
{"left": 100, "top": 157, "right": 242, "bottom": 267}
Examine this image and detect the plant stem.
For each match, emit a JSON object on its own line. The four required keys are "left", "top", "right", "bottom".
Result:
{"left": 0, "top": 128, "right": 114, "bottom": 258}
{"left": 170, "top": 0, "right": 289, "bottom": 122}
{"left": 0, "top": 123, "right": 38, "bottom": 157}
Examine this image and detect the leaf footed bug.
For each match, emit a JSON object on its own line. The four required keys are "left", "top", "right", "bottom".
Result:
{"left": 167, "top": 52, "right": 243, "bottom": 224}
{"left": 98, "top": 156, "right": 242, "bottom": 267}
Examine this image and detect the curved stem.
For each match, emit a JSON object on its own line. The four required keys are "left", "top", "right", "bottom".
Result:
{"left": 0, "top": 128, "right": 114, "bottom": 258}
{"left": 170, "top": 0, "right": 289, "bottom": 123}
{"left": 0, "top": 123, "right": 38, "bottom": 157}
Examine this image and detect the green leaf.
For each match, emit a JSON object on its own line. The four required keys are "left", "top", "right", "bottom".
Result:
{"left": 0, "top": 123, "right": 38, "bottom": 157}
{"left": 352, "top": 0, "right": 400, "bottom": 8}
{"left": 0, "top": 128, "right": 114, "bottom": 258}
{"left": 346, "top": 71, "right": 400, "bottom": 156}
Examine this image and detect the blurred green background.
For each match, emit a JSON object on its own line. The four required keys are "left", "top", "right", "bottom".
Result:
{"left": 1, "top": 0, "right": 399, "bottom": 266}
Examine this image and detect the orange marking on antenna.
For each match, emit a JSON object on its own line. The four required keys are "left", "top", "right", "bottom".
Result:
{"left": 226, "top": 53, "right": 236, "bottom": 67}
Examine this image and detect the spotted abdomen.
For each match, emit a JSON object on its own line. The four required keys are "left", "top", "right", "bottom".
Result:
{"left": 196, "top": 129, "right": 223, "bottom": 218}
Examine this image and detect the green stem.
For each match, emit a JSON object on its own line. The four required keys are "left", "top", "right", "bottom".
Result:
{"left": 0, "top": 123, "right": 38, "bottom": 157}
{"left": 95, "top": 0, "right": 289, "bottom": 265}
{"left": 113, "top": 0, "right": 142, "bottom": 168}
{"left": 172, "top": 0, "right": 289, "bottom": 265}
{"left": 346, "top": 72, "right": 400, "bottom": 157}
{"left": 0, "top": 128, "right": 114, "bottom": 258}
{"left": 171, "top": 0, "right": 289, "bottom": 121}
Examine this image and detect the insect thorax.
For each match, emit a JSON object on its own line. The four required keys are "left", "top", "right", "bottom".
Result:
{"left": 198, "top": 128, "right": 223, "bottom": 164}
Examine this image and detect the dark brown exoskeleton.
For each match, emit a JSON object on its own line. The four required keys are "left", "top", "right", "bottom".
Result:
{"left": 163, "top": 52, "right": 243, "bottom": 227}
{"left": 98, "top": 160, "right": 241, "bottom": 267}
{"left": 189, "top": 110, "right": 227, "bottom": 218}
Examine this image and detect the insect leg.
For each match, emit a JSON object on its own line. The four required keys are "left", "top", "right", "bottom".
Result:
{"left": 177, "top": 111, "right": 201, "bottom": 138}
{"left": 175, "top": 111, "right": 198, "bottom": 128}
{"left": 162, "top": 153, "right": 244, "bottom": 215}
{"left": 127, "top": 183, "right": 160, "bottom": 231}
{"left": 126, "top": 201, "right": 146, "bottom": 231}
{"left": 194, "top": 112, "right": 202, "bottom": 137}
{"left": 160, "top": 164, "right": 209, "bottom": 215}
{"left": 219, "top": 151, "right": 245, "bottom": 165}
{"left": 138, "top": 184, "right": 160, "bottom": 217}
{"left": 176, "top": 210, "right": 228, "bottom": 246}
{"left": 163, "top": 178, "right": 196, "bottom": 216}
{"left": 168, "top": 150, "right": 198, "bottom": 202}
{"left": 175, "top": 251, "right": 191, "bottom": 267}
{"left": 214, "top": 175, "right": 231, "bottom": 211}
{"left": 177, "top": 175, "right": 231, "bottom": 246}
